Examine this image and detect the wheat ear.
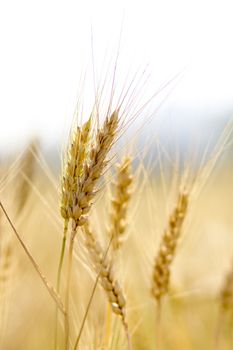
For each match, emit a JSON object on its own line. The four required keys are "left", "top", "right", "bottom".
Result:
{"left": 69, "top": 110, "right": 119, "bottom": 228}
{"left": 58, "top": 116, "right": 92, "bottom": 291}
{"left": 151, "top": 191, "right": 188, "bottom": 302}
{"left": 60, "top": 116, "right": 92, "bottom": 224}
{"left": 108, "top": 156, "right": 133, "bottom": 250}
{"left": 64, "top": 111, "right": 119, "bottom": 349}
{"left": 151, "top": 191, "right": 188, "bottom": 350}
{"left": 54, "top": 117, "right": 92, "bottom": 350}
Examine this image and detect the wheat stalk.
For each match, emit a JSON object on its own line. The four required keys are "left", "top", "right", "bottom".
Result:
{"left": 54, "top": 116, "right": 92, "bottom": 350}
{"left": 63, "top": 110, "right": 119, "bottom": 349}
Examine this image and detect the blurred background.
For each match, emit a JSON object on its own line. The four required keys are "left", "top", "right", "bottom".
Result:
{"left": 0, "top": 0, "right": 233, "bottom": 160}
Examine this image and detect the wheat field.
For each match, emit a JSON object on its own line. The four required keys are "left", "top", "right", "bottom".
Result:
{"left": 0, "top": 73, "right": 233, "bottom": 350}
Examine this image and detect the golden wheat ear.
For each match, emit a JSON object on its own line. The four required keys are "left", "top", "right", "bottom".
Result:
{"left": 70, "top": 110, "right": 119, "bottom": 230}
{"left": 61, "top": 116, "right": 92, "bottom": 224}
{"left": 108, "top": 156, "right": 133, "bottom": 251}
{"left": 61, "top": 111, "right": 120, "bottom": 350}
{"left": 61, "top": 110, "right": 119, "bottom": 232}
{"left": 151, "top": 191, "right": 188, "bottom": 303}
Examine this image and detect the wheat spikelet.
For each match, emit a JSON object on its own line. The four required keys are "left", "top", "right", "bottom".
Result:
{"left": 152, "top": 191, "right": 188, "bottom": 303}
{"left": 108, "top": 156, "right": 133, "bottom": 250}
{"left": 84, "top": 223, "right": 127, "bottom": 324}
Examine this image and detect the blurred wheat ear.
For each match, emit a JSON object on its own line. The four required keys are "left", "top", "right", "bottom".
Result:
{"left": 151, "top": 190, "right": 188, "bottom": 350}
{"left": 152, "top": 191, "right": 188, "bottom": 303}
{"left": 108, "top": 156, "right": 133, "bottom": 251}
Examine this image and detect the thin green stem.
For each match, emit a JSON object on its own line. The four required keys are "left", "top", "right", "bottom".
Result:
{"left": 123, "top": 321, "right": 132, "bottom": 350}
{"left": 65, "top": 224, "right": 77, "bottom": 350}
{"left": 73, "top": 267, "right": 100, "bottom": 350}
{"left": 57, "top": 221, "right": 69, "bottom": 292}
{"left": 156, "top": 299, "right": 162, "bottom": 350}
{"left": 54, "top": 220, "right": 68, "bottom": 350}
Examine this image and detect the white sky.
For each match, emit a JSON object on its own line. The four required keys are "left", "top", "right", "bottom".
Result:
{"left": 0, "top": 0, "right": 233, "bottom": 152}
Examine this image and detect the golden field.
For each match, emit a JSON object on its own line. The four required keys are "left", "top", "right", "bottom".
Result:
{"left": 0, "top": 127, "right": 232, "bottom": 350}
